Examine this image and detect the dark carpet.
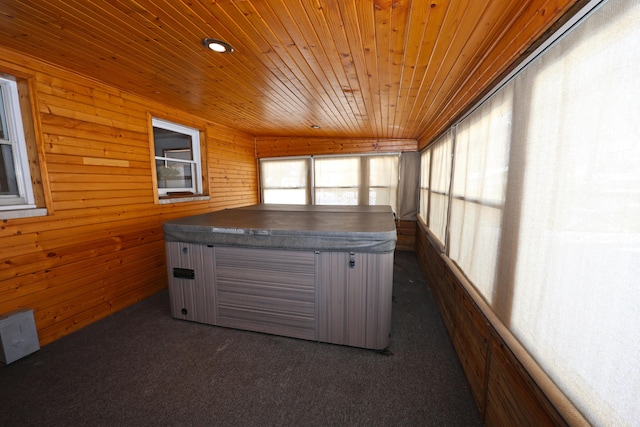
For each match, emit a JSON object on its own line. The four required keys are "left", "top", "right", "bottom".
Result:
{"left": 0, "top": 251, "right": 482, "bottom": 426}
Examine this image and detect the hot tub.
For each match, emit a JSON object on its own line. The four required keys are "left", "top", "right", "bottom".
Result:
{"left": 162, "top": 204, "right": 396, "bottom": 350}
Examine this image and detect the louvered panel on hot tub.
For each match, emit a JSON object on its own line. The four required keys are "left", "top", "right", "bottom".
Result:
{"left": 214, "top": 246, "right": 316, "bottom": 340}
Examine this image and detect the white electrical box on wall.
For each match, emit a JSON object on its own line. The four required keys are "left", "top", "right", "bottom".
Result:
{"left": 0, "top": 309, "right": 40, "bottom": 364}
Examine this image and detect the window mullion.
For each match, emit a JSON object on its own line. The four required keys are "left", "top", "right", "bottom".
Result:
{"left": 359, "top": 156, "right": 368, "bottom": 205}
{"left": 308, "top": 157, "right": 314, "bottom": 205}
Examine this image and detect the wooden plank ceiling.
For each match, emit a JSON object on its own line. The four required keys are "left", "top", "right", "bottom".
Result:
{"left": 0, "top": 0, "right": 579, "bottom": 141}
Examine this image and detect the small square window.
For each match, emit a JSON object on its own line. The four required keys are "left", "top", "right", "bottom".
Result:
{"left": 152, "top": 118, "right": 203, "bottom": 198}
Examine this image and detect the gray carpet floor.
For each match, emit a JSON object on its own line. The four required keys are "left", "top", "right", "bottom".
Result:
{"left": 0, "top": 251, "right": 482, "bottom": 426}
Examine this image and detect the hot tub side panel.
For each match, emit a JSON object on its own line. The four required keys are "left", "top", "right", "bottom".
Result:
{"left": 214, "top": 246, "right": 317, "bottom": 341}
{"left": 316, "top": 251, "right": 394, "bottom": 350}
{"left": 165, "top": 242, "right": 217, "bottom": 324}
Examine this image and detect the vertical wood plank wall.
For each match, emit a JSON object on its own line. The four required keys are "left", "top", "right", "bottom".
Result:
{"left": 0, "top": 47, "right": 258, "bottom": 347}
{"left": 395, "top": 220, "right": 416, "bottom": 252}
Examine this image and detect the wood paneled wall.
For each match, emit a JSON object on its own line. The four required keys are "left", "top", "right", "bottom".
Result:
{"left": 255, "top": 136, "right": 417, "bottom": 158}
{"left": 415, "top": 223, "right": 588, "bottom": 426}
{"left": 0, "top": 47, "right": 258, "bottom": 347}
{"left": 395, "top": 220, "right": 416, "bottom": 252}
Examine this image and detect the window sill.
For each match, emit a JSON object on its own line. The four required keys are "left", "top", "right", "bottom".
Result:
{"left": 0, "top": 207, "right": 48, "bottom": 220}
{"left": 158, "top": 195, "right": 210, "bottom": 205}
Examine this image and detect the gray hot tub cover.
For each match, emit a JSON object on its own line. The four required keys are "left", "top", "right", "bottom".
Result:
{"left": 162, "top": 204, "right": 397, "bottom": 253}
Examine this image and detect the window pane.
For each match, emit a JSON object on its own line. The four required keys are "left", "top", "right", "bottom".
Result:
{"left": 263, "top": 189, "right": 306, "bottom": 205}
{"left": 369, "top": 155, "right": 398, "bottom": 211}
{"left": 315, "top": 157, "right": 359, "bottom": 187}
{"left": 316, "top": 188, "right": 358, "bottom": 205}
{"left": 418, "top": 150, "right": 430, "bottom": 223}
{"left": 153, "top": 127, "right": 193, "bottom": 160}
{"left": 315, "top": 157, "right": 359, "bottom": 205}
{"left": 429, "top": 192, "right": 449, "bottom": 244}
{"left": 369, "top": 156, "right": 397, "bottom": 186}
{"left": 419, "top": 188, "right": 429, "bottom": 224}
{"left": 448, "top": 83, "right": 513, "bottom": 303}
{"left": 430, "top": 135, "right": 452, "bottom": 194}
{"left": 449, "top": 199, "right": 502, "bottom": 302}
{"left": 0, "top": 86, "right": 7, "bottom": 141}
{"left": 261, "top": 159, "right": 307, "bottom": 189}
{"left": 156, "top": 159, "right": 194, "bottom": 190}
{"left": 428, "top": 132, "right": 453, "bottom": 245}
{"left": 452, "top": 85, "right": 512, "bottom": 204}
{"left": 0, "top": 144, "right": 19, "bottom": 196}
{"left": 369, "top": 187, "right": 393, "bottom": 206}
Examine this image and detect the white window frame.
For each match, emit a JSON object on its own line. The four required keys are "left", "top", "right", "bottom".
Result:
{"left": 259, "top": 153, "right": 400, "bottom": 212}
{"left": 259, "top": 156, "right": 311, "bottom": 205}
{"left": 151, "top": 117, "right": 203, "bottom": 197}
{"left": 0, "top": 75, "right": 35, "bottom": 211}
{"left": 313, "top": 155, "right": 362, "bottom": 206}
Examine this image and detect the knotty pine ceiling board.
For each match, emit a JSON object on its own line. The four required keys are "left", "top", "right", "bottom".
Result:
{"left": 0, "top": 0, "right": 580, "bottom": 141}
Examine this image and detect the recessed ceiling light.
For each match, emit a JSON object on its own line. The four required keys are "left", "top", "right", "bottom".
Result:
{"left": 202, "top": 38, "right": 234, "bottom": 53}
{"left": 311, "top": 124, "right": 321, "bottom": 129}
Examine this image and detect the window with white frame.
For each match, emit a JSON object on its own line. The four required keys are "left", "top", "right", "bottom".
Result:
{"left": 259, "top": 154, "right": 399, "bottom": 213}
{"left": 152, "top": 118, "right": 202, "bottom": 197}
{"left": 0, "top": 75, "right": 35, "bottom": 210}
